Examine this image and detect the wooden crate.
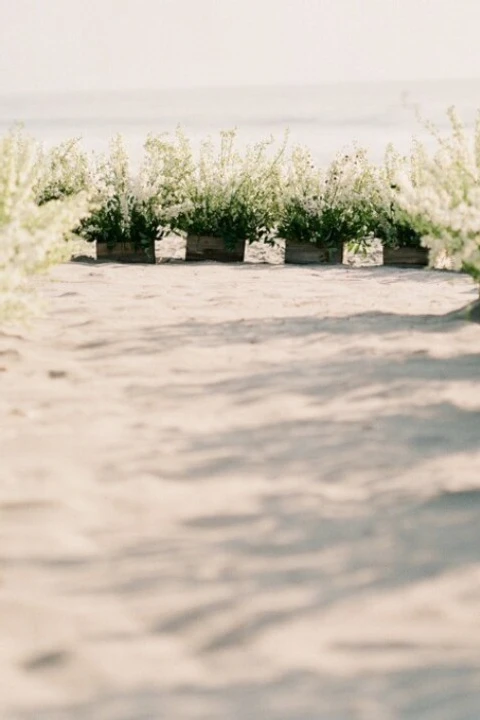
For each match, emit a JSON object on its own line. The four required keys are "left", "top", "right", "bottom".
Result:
{"left": 383, "top": 247, "right": 429, "bottom": 267}
{"left": 96, "top": 241, "right": 155, "bottom": 264}
{"left": 185, "top": 235, "right": 246, "bottom": 262}
{"left": 284, "top": 241, "right": 343, "bottom": 265}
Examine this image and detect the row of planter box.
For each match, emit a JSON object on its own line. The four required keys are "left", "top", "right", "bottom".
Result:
{"left": 96, "top": 236, "right": 429, "bottom": 267}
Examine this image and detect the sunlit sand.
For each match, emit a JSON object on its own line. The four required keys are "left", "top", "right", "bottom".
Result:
{"left": 1, "top": 256, "right": 479, "bottom": 718}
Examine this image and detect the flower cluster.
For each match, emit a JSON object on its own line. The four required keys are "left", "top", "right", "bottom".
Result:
{"left": 372, "top": 144, "right": 424, "bottom": 250}
{"left": 3, "top": 112, "right": 479, "bottom": 323}
{"left": 152, "top": 128, "right": 287, "bottom": 245}
{"left": 394, "top": 107, "right": 480, "bottom": 280}
{"left": 78, "top": 135, "right": 160, "bottom": 259}
{"left": 35, "top": 137, "right": 91, "bottom": 205}
{"left": 0, "top": 128, "right": 89, "bottom": 320}
{"left": 277, "top": 145, "right": 384, "bottom": 249}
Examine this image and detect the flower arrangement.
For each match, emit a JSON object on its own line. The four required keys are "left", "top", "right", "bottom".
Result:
{"left": 373, "top": 144, "right": 424, "bottom": 251}
{"left": 0, "top": 128, "right": 89, "bottom": 320}
{"left": 35, "top": 137, "right": 91, "bottom": 205}
{"left": 277, "top": 145, "right": 383, "bottom": 252}
{"left": 394, "top": 107, "right": 480, "bottom": 286}
{"left": 153, "top": 128, "right": 286, "bottom": 248}
{"left": 3, "top": 111, "right": 479, "bottom": 321}
{"left": 79, "top": 135, "right": 160, "bottom": 260}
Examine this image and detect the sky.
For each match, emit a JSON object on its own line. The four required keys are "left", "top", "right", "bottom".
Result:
{"left": 1, "top": 0, "right": 480, "bottom": 93}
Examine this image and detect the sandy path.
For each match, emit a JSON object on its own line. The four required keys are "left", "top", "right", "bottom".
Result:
{"left": 0, "top": 260, "right": 479, "bottom": 719}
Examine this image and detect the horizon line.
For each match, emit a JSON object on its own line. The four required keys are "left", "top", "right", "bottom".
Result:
{"left": 2, "top": 76, "right": 480, "bottom": 98}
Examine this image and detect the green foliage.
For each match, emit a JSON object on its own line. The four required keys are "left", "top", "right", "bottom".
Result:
{"left": 3, "top": 111, "right": 480, "bottom": 323}
{"left": 78, "top": 136, "right": 159, "bottom": 258}
{"left": 153, "top": 129, "right": 286, "bottom": 246}
{"left": 374, "top": 205, "right": 424, "bottom": 249}
{"left": 371, "top": 144, "right": 424, "bottom": 250}
{"left": 394, "top": 108, "right": 480, "bottom": 280}
{"left": 36, "top": 137, "right": 90, "bottom": 205}
{"left": 0, "top": 127, "right": 89, "bottom": 320}
{"left": 278, "top": 146, "right": 383, "bottom": 249}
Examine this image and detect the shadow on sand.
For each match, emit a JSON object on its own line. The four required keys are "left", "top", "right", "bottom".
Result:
{"left": 11, "top": 302, "right": 480, "bottom": 720}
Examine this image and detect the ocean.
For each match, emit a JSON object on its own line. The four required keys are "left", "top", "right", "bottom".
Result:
{"left": 1, "top": 79, "right": 479, "bottom": 166}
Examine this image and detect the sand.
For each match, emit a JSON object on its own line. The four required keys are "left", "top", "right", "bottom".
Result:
{"left": 1, "top": 251, "right": 480, "bottom": 719}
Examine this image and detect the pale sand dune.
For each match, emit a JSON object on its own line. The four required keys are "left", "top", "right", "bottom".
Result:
{"left": 0, "top": 259, "right": 480, "bottom": 720}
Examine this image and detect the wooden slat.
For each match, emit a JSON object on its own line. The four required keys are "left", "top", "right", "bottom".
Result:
{"left": 185, "top": 236, "right": 245, "bottom": 262}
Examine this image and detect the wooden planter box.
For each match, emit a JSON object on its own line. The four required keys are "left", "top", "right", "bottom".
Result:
{"left": 383, "top": 246, "right": 429, "bottom": 267}
{"left": 284, "top": 241, "right": 343, "bottom": 265}
{"left": 185, "top": 235, "right": 246, "bottom": 262}
{"left": 96, "top": 241, "right": 155, "bottom": 264}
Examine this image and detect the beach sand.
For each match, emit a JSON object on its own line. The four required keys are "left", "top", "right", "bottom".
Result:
{"left": 1, "top": 254, "right": 479, "bottom": 719}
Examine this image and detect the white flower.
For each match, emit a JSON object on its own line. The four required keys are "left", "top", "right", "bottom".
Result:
{"left": 394, "top": 107, "right": 480, "bottom": 280}
{"left": 0, "top": 128, "right": 89, "bottom": 320}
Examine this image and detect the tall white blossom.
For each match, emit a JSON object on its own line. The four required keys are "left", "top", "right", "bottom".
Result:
{"left": 395, "top": 107, "right": 480, "bottom": 282}
{"left": 278, "top": 144, "right": 384, "bottom": 247}
{"left": 150, "top": 128, "right": 287, "bottom": 243}
{"left": 35, "top": 137, "right": 91, "bottom": 204}
{"left": 0, "top": 128, "right": 89, "bottom": 320}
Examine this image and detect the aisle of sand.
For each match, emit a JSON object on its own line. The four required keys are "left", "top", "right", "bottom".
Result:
{"left": 1, "top": 259, "right": 479, "bottom": 719}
